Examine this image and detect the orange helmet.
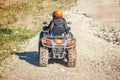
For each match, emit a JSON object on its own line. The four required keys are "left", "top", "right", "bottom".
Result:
{"left": 55, "top": 9, "right": 63, "bottom": 18}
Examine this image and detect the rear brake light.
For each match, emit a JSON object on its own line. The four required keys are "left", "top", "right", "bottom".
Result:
{"left": 67, "top": 39, "right": 75, "bottom": 45}
{"left": 42, "top": 38, "right": 51, "bottom": 46}
{"left": 42, "top": 39, "right": 47, "bottom": 43}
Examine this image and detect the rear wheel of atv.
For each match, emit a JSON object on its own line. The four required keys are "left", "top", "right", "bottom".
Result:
{"left": 67, "top": 46, "right": 77, "bottom": 67}
{"left": 39, "top": 47, "right": 48, "bottom": 67}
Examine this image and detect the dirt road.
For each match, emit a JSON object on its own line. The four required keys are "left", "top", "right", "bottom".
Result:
{"left": 1, "top": 0, "right": 120, "bottom": 80}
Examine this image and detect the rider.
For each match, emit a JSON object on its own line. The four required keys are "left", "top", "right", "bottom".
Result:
{"left": 40, "top": 9, "right": 70, "bottom": 39}
{"left": 48, "top": 9, "right": 70, "bottom": 35}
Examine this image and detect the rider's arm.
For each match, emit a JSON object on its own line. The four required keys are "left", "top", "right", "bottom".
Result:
{"left": 63, "top": 18, "right": 69, "bottom": 34}
{"left": 48, "top": 20, "right": 54, "bottom": 32}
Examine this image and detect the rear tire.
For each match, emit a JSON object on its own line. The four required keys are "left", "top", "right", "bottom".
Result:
{"left": 67, "top": 46, "right": 77, "bottom": 67}
{"left": 39, "top": 47, "right": 48, "bottom": 67}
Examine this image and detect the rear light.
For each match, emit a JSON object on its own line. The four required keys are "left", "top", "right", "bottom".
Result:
{"left": 67, "top": 39, "right": 75, "bottom": 45}
{"left": 56, "top": 39, "right": 62, "bottom": 45}
{"left": 42, "top": 38, "right": 51, "bottom": 46}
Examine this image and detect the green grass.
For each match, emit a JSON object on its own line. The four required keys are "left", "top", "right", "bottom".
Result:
{"left": 0, "top": 27, "right": 40, "bottom": 50}
{"left": 0, "top": 53, "right": 10, "bottom": 62}
{"left": 0, "top": 74, "right": 2, "bottom": 78}
{"left": 0, "top": 62, "right": 2, "bottom": 67}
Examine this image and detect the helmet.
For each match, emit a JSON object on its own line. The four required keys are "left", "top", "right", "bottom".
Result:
{"left": 55, "top": 9, "right": 63, "bottom": 18}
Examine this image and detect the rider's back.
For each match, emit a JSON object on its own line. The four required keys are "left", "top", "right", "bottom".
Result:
{"left": 51, "top": 17, "right": 67, "bottom": 35}
{"left": 53, "top": 17, "right": 66, "bottom": 26}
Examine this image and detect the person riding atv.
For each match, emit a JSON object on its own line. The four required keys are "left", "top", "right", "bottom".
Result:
{"left": 39, "top": 9, "right": 77, "bottom": 67}
{"left": 48, "top": 9, "right": 70, "bottom": 36}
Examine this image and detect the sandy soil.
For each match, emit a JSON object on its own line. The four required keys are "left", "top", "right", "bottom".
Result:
{"left": 75, "top": 0, "right": 120, "bottom": 29}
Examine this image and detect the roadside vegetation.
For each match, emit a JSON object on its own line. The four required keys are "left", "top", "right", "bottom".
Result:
{"left": 0, "top": 0, "right": 77, "bottom": 63}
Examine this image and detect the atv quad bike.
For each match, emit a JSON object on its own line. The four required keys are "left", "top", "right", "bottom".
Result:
{"left": 38, "top": 22, "right": 77, "bottom": 67}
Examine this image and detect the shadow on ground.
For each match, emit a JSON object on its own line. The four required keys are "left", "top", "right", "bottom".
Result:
{"left": 17, "top": 51, "right": 67, "bottom": 67}
{"left": 17, "top": 51, "right": 39, "bottom": 66}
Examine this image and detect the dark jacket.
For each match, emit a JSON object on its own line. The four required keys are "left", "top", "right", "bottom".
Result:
{"left": 48, "top": 17, "right": 69, "bottom": 34}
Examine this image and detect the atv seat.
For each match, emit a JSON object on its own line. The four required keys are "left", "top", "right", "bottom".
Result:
{"left": 52, "top": 25, "right": 66, "bottom": 36}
